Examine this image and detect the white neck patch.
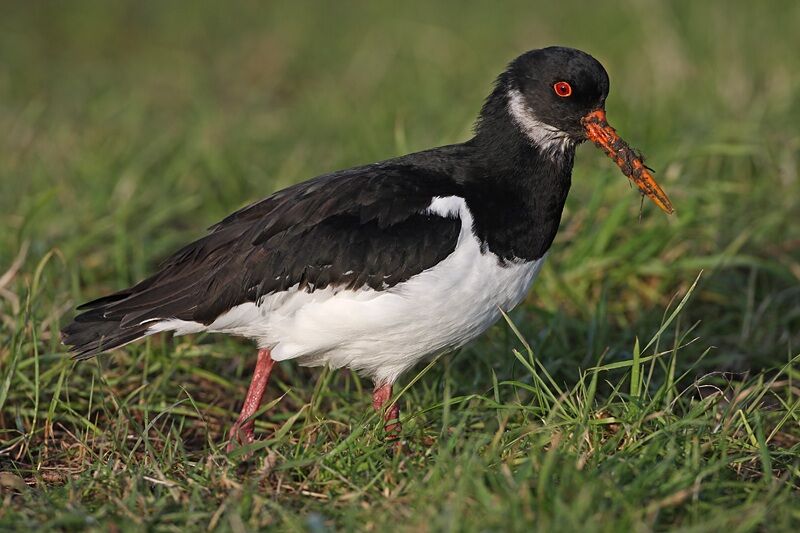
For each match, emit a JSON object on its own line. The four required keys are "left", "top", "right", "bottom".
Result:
{"left": 507, "top": 89, "right": 574, "bottom": 158}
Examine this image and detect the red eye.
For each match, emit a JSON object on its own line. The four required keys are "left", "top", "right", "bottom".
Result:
{"left": 553, "top": 81, "right": 572, "bottom": 97}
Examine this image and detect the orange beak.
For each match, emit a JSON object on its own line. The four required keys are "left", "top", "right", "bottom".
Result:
{"left": 581, "top": 109, "right": 674, "bottom": 214}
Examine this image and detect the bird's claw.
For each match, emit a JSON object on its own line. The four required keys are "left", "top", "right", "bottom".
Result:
{"left": 226, "top": 422, "right": 255, "bottom": 455}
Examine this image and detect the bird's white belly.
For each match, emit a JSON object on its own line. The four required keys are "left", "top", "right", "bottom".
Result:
{"left": 151, "top": 196, "right": 546, "bottom": 384}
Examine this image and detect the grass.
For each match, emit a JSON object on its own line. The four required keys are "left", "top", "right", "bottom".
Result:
{"left": 1, "top": 0, "right": 799, "bottom": 530}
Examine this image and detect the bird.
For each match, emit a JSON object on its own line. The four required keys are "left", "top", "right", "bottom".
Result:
{"left": 61, "top": 46, "right": 674, "bottom": 452}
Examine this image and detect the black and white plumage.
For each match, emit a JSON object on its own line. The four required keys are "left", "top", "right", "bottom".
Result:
{"left": 62, "top": 47, "right": 673, "bottom": 447}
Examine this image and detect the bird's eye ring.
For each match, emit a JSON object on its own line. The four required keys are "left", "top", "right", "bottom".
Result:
{"left": 553, "top": 81, "right": 572, "bottom": 97}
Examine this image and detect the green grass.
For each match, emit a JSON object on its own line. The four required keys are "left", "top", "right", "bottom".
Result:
{"left": 1, "top": 1, "right": 799, "bottom": 531}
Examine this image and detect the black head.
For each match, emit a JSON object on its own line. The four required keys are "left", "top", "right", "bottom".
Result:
{"left": 475, "top": 47, "right": 611, "bottom": 157}
{"left": 506, "top": 47, "right": 609, "bottom": 139}
{"left": 474, "top": 46, "right": 674, "bottom": 214}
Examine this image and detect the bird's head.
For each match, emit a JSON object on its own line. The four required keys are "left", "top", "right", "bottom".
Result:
{"left": 480, "top": 46, "right": 674, "bottom": 214}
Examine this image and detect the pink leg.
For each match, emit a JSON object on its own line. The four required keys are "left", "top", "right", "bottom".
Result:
{"left": 227, "top": 348, "right": 275, "bottom": 453}
{"left": 372, "top": 383, "right": 401, "bottom": 438}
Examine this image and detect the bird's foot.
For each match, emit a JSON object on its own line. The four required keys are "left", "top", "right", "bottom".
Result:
{"left": 383, "top": 404, "right": 402, "bottom": 440}
{"left": 382, "top": 402, "right": 404, "bottom": 452}
{"left": 226, "top": 421, "right": 256, "bottom": 455}
{"left": 385, "top": 428, "right": 403, "bottom": 454}
{"left": 226, "top": 348, "right": 275, "bottom": 458}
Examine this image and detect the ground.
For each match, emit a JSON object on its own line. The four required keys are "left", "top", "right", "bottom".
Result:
{"left": 1, "top": 1, "right": 799, "bottom": 531}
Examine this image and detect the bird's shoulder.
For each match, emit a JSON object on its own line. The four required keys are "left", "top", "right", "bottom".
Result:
{"left": 210, "top": 143, "right": 475, "bottom": 241}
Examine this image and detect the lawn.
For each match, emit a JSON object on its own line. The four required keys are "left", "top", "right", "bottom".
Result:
{"left": 1, "top": 1, "right": 799, "bottom": 531}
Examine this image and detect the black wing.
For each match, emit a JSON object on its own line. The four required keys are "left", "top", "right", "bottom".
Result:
{"left": 62, "top": 160, "right": 464, "bottom": 358}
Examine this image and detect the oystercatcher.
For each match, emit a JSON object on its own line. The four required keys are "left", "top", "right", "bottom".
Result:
{"left": 62, "top": 46, "right": 673, "bottom": 451}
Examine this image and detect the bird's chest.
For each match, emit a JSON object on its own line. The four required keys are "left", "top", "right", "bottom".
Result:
{"left": 386, "top": 194, "right": 547, "bottom": 348}
{"left": 464, "top": 166, "right": 571, "bottom": 262}
{"left": 403, "top": 237, "right": 546, "bottom": 350}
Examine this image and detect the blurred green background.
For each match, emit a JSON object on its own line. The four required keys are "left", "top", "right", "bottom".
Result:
{"left": 1, "top": 1, "right": 799, "bottom": 530}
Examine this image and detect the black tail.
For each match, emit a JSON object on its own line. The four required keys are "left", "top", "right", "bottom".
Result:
{"left": 61, "top": 299, "right": 153, "bottom": 360}
{"left": 61, "top": 213, "right": 255, "bottom": 360}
